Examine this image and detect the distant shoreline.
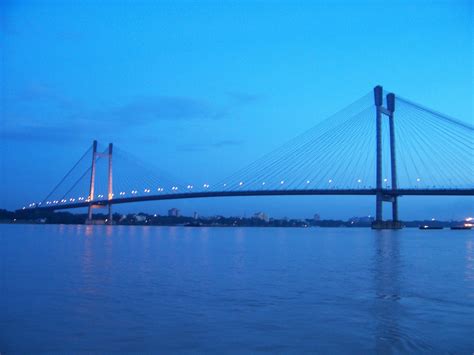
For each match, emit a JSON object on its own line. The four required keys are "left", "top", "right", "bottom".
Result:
{"left": 1, "top": 208, "right": 470, "bottom": 229}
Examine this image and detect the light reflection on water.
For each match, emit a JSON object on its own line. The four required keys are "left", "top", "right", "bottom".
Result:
{"left": 466, "top": 240, "right": 474, "bottom": 299}
{"left": 0, "top": 225, "right": 473, "bottom": 353}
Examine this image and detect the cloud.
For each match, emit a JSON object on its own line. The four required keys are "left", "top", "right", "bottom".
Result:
{"left": 15, "top": 83, "right": 77, "bottom": 109}
{"left": 106, "top": 96, "right": 218, "bottom": 124}
{"left": 226, "top": 91, "right": 262, "bottom": 105}
{"left": 177, "top": 139, "right": 244, "bottom": 152}
{"left": 0, "top": 125, "right": 81, "bottom": 143}
{"left": 3, "top": 84, "right": 259, "bottom": 143}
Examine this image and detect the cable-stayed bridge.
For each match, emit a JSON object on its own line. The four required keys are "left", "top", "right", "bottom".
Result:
{"left": 24, "top": 86, "right": 473, "bottom": 229}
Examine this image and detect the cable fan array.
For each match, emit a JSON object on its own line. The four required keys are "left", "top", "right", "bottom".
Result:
{"left": 26, "top": 90, "right": 473, "bottom": 209}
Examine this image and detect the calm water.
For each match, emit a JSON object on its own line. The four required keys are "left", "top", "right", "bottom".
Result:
{"left": 1, "top": 224, "right": 473, "bottom": 353}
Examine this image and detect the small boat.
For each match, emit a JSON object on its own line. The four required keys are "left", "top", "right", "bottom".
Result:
{"left": 184, "top": 222, "right": 203, "bottom": 227}
{"left": 419, "top": 225, "right": 443, "bottom": 230}
{"left": 450, "top": 226, "right": 472, "bottom": 230}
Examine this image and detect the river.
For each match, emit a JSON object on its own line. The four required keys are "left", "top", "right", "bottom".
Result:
{"left": 1, "top": 224, "right": 473, "bottom": 353}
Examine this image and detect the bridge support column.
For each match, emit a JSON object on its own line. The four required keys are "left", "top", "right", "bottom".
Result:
{"left": 107, "top": 143, "right": 113, "bottom": 225}
{"left": 387, "top": 93, "right": 399, "bottom": 223}
{"left": 374, "top": 86, "right": 383, "bottom": 224}
{"left": 87, "top": 140, "right": 97, "bottom": 223}
{"left": 372, "top": 86, "right": 403, "bottom": 230}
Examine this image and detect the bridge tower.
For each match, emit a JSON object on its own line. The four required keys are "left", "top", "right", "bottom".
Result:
{"left": 372, "top": 86, "right": 403, "bottom": 230}
{"left": 86, "top": 141, "right": 114, "bottom": 225}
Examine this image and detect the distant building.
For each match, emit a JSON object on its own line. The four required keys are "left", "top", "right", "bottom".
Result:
{"left": 254, "top": 212, "right": 269, "bottom": 222}
{"left": 134, "top": 214, "right": 147, "bottom": 222}
{"left": 348, "top": 216, "right": 374, "bottom": 224}
{"left": 168, "top": 208, "right": 180, "bottom": 217}
{"left": 314, "top": 213, "right": 320, "bottom": 221}
{"left": 193, "top": 211, "right": 199, "bottom": 220}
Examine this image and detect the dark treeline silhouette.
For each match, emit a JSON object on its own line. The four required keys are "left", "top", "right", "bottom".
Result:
{"left": 0, "top": 209, "right": 468, "bottom": 228}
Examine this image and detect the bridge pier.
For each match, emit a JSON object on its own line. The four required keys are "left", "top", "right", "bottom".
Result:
{"left": 86, "top": 140, "right": 98, "bottom": 223}
{"left": 85, "top": 141, "right": 114, "bottom": 225}
{"left": 107, "top": 143, "right": 113, "bottom": 225}
{"left": 372, "top": 86, "right": 403, "bottom": 230}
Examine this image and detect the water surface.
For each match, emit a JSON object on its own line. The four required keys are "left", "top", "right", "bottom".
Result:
{"left": 1, "top": 224, "right": 473, "bottom": 353}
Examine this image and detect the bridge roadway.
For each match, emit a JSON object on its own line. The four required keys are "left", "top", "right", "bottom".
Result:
{"left": 28, "top": 188, "right": 474, "bottom": 211}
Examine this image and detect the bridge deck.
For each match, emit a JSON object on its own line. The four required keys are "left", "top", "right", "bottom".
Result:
{"left": 27, "top": 188, "right": 474, "bottom": 211}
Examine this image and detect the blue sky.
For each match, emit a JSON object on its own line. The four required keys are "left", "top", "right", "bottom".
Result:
{"left": 1, "top": 0, "right": 472, "bottom": 219}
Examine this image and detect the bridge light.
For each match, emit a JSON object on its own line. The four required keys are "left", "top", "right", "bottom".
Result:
{"left": 223, "top": 183, "right": 227, "bottom": 187}
{"left": 239, "top": 181, "right": 243, "bottom": 186}
{"left": 306, "top": 180, "right": 310, "bottom": 184}
{"left": 357, "top": 179, "right": 362, "bottom": 183}
{"left": 280, "top": 180, "right": 284, "bottom": 184}
{"left": 22, "top": 207, "right": 25, "bottom": 210}
{"left": 328, "top": 179, "right": 333, "bottom": 183}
